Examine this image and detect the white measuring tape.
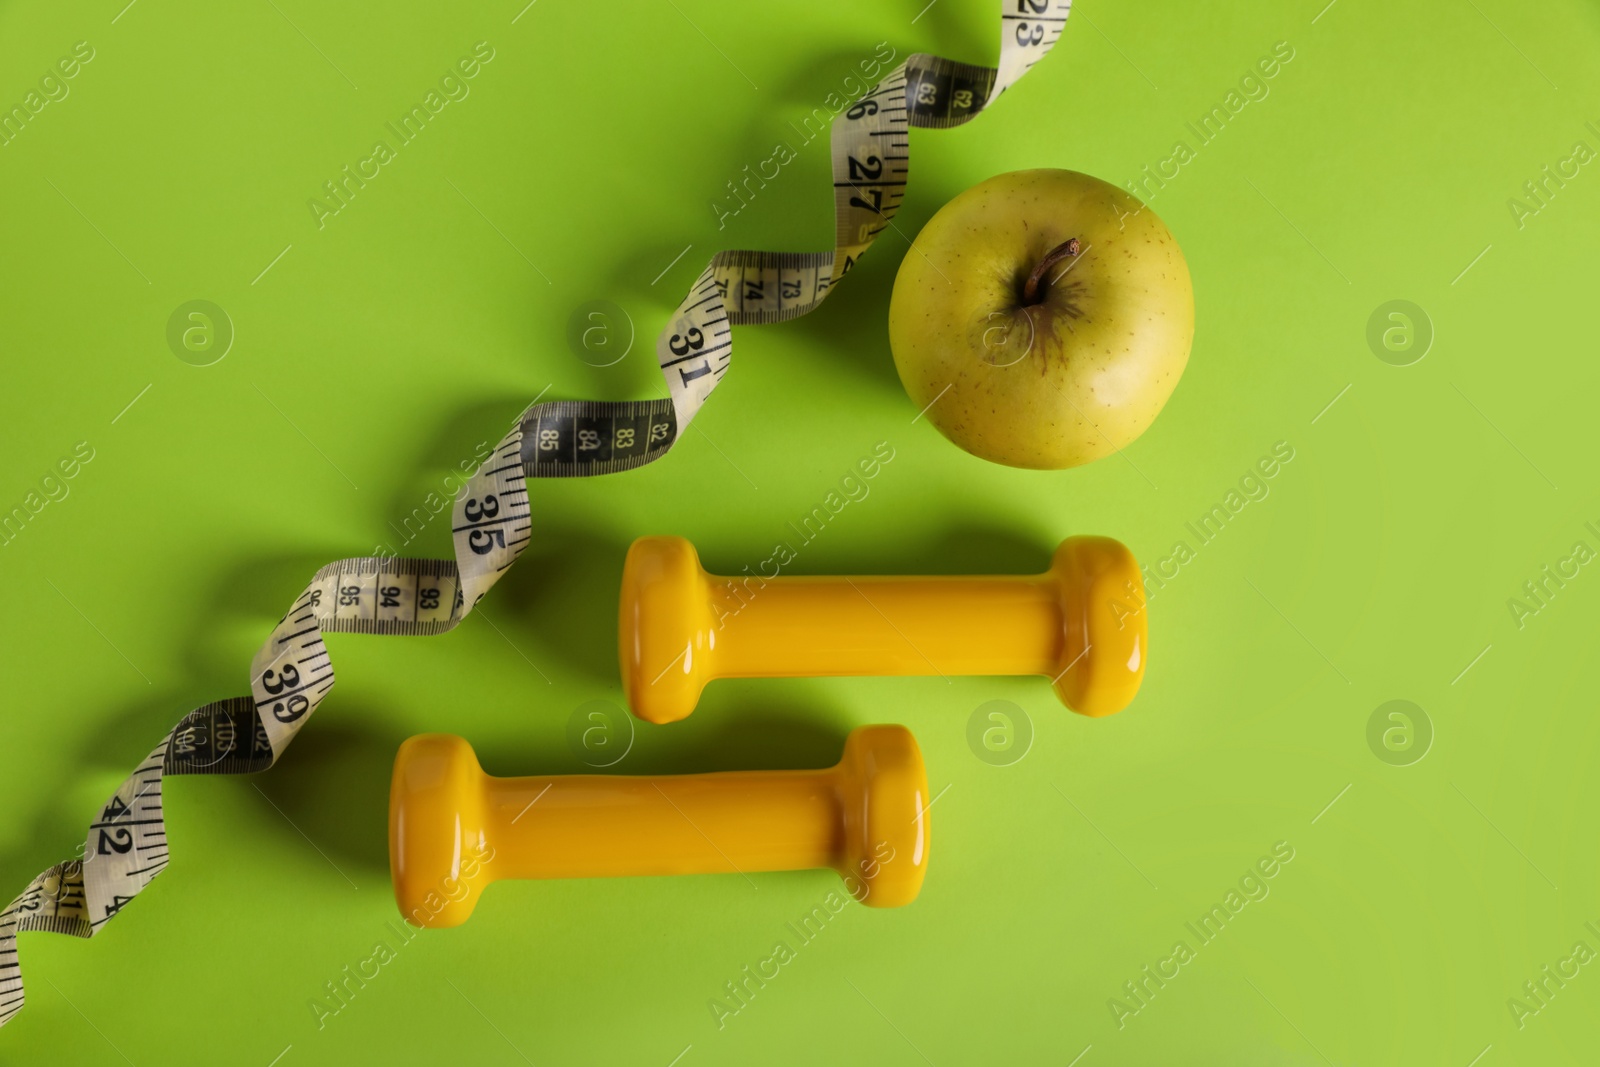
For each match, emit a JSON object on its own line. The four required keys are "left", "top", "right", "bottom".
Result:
{"left": 0, "top": 0, "right": 1072, "bottom": 1028}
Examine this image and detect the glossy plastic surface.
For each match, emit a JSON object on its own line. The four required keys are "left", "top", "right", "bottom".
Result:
{"left": 389, "top": 725, "right": 930, "bottom": 928}
{"left": 619, "top": 535, "right": 1147, "bottom": 723}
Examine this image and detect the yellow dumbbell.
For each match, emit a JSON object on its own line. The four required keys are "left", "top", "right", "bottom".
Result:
{"left": 620, "top": 536, "right": 1146, "bottom": 724}
{"left": 389, "top": 725, "right": 929, "bottom": 928}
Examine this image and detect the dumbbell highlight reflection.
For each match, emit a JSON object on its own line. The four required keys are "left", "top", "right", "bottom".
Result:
{"left": 389, "top": 725, "right": 930, "bottom": 928}
{"left": 620, "top": 536, "right": 1146, "bottom": 724}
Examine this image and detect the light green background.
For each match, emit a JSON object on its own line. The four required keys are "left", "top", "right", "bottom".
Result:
{"left": 2, "top": 0, "right": 1597, "bottom": 1063}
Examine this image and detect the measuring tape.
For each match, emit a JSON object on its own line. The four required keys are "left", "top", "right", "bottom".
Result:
{"left": 0, "top": 1, "right": 1071, "bottom": 1029}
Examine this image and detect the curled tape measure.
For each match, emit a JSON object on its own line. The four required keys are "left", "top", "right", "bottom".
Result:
{"left": 0, "top": 0, "right": 1071, "bottom": 1028}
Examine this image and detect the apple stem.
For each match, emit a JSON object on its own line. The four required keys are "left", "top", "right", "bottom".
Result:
{"left": 1021, "top": 238, "right": 1081, "bottom": 306}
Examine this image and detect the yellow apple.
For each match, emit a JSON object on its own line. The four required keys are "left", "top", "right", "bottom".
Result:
{"left": 888, "top": 169, "right": 1193, "bottom": 469}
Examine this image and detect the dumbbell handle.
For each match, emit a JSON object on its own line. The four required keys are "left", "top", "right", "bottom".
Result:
{"left": 708, "top": 575, "right": 1060, "bottom": 679}
{"left": 482, "top": 768, "right": 843, "bottom": 881}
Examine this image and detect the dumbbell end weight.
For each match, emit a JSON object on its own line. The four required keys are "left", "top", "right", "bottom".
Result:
{"left": 389, "top": 733, "right": 494, "bottom": 930}
{"left": 833, "top": 724, "right": 931, "bottom": 908}
{"left": 620, "top": 535, "right": 713, "bottom": 725}
{"left": 1047, "top": 536, "right": 1147, "bottom": 718}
